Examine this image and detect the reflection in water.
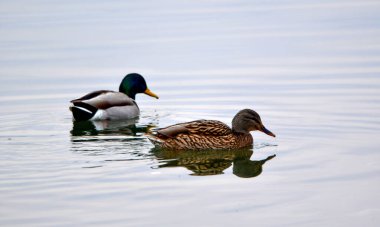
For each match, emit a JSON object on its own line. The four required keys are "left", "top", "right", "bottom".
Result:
{"left": 70, "top": 118, "right": 153, "bottom": 136}
{"left": 233, "top": 155, "right": 276, "bottom": 178}
{"left": 152, "top": 148, "right": 275, "bottom": 178}
{"left": 70, "top": 119, "right": 157, "bottom": 166}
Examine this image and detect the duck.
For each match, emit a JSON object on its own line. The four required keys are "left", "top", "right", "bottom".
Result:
{"left": 147, "top": 109, "right": 275, "bottom": 150}
{"left": 70, "top": 73, "right": 158, "bottom": 121}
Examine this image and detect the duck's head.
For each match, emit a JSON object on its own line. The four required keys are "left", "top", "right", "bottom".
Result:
{"left": 232, "top": 109, "right": 276, "bottom": 137}
{"left": 119, "top": 73, "right": 159, "bottom": 100}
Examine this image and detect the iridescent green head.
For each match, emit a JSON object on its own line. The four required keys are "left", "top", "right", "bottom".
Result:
{"left": 119, "top": 73, "right": 159, "bottom": 100}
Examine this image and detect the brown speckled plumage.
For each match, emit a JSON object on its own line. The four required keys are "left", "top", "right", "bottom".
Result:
{"left": 147, "top": 109, "right": 275, "bottom": 150}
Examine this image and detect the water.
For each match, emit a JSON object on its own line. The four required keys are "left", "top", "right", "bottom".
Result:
{"left": 1, "top": 0, "right": 380, "bottom": 226}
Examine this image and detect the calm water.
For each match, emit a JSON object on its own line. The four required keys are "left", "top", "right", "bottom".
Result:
{"left": 1, "top": 1, "right": 380, "bottom": 226}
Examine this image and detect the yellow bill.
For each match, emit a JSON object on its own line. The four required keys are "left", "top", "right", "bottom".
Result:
{"left": 144, "top": 88, "right": 159, "bottom": 99}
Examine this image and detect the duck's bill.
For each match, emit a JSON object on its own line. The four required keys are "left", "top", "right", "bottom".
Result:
{"left": 261, "top": 126, "right": 276, "bottom": 137}
{"left": 144, "top": 88, "right": 159, "bottom": 99}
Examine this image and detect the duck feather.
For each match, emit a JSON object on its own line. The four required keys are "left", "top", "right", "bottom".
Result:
{"left": 157, "top": 120, "right": 232, "bottom": 138}
{"left": 71, "top": 90, "right": 136, "bottom": 110}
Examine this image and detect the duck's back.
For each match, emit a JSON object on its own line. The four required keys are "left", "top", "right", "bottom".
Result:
{"left": 168, "top": 120, "right": 232, "bottom": 136}
{"left": 72, "top": 91, "right": 135, "bottom": 109}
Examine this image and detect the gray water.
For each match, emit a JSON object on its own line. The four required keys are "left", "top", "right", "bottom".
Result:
{"left": 1, "top": 0, "right": 380, "bottom": 226}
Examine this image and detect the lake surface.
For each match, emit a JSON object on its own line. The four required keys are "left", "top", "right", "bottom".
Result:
{"left": 1, "top": 0, "right": 380, "bottom": 226}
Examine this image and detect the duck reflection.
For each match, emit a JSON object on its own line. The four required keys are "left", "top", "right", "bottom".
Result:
{"left": 233, "top": 154, "right": 275, "bottom": 178}
{"left": 70, "top": 119, "right": 156, "bottom": 166}
{"left": 71, "top": 118, "right": 154, "bottom": 136}
{"left": 152, "top": 148, "right": 275, "bottom": 178}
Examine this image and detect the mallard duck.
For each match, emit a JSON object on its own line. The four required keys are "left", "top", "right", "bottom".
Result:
{"left": 70, "top": 73, "right": 158, "bottom": 121}
{"left": 147, "top": 109, "right": 275, "bottom": 150}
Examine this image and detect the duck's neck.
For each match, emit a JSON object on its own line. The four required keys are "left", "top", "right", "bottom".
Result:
{"left": 119, "top": 82, "right": 138, "bottom": 100}
{"left": 127, "top": 92, "right": 136, "bottom": 100}
{"left": 233, "top": 132, "right": 253, "bottom": 148}
{"left": 119, "top": 87, "right": 136, "bottom": 100}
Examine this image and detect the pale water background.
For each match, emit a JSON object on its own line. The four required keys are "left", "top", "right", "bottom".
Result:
{"left": 1, "top": 0, "right": 380, "bottom": 226}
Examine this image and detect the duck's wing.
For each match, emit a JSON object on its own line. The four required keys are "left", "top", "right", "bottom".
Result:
{"left": 71, "top": 90, "right": 112, "bottom": 102}
{"left": 156, "top": 120, "right": 232, "bottom": 138}
{"left": 71, "top": 90, "right": 136, "bottom": 110}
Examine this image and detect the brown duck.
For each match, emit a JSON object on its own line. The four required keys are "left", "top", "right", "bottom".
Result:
{"left": 147, "top": 109, "right": 275, "bottom": 150}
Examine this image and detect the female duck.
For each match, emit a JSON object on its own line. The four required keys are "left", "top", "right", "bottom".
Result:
{"left": 70, "top": 73, "right": 158, "bottom": 121}
{"left": 147, "top": 109, "right": 275, "bottom": 150}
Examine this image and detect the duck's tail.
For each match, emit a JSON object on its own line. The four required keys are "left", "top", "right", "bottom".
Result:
{"left": 70, "top": 102, "right": 98, "bottom": 121}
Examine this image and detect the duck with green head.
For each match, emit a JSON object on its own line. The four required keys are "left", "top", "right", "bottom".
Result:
{"left": 70, "top": 73, "right": 158, "bottom": 121}
{"left": 147, "top": 109, "right": 275, "bottom": 150}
